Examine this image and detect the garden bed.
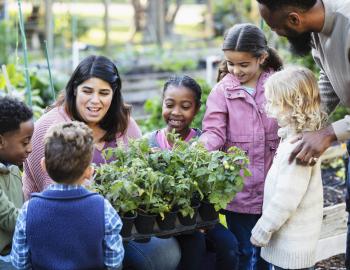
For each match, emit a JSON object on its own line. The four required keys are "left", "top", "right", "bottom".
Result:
{"left": 316, "top": 254, "right": 346, "bottom": 269}
{"left": 316, "top": 148, "right": 348, "bottom": 267}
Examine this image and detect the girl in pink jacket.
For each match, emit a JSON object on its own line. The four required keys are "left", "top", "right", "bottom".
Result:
{"left": 200, "top": 23, "right": 283, "bottom": 270}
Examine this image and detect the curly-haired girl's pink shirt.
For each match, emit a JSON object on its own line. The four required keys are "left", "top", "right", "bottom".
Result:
{"left": 200, "top": 71, "right": 279, "bottom": 214}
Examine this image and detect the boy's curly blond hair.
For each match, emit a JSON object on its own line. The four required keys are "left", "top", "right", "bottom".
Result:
{"left": 264, "top": 66, "right": 327, "bottom": 133}
{"left": 44, "top": 121, "right": 94, "bottom": 183}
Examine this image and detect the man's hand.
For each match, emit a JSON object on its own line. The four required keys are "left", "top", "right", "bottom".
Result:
{"left": 289, "top": 125, "right": 337, "bottom": 165}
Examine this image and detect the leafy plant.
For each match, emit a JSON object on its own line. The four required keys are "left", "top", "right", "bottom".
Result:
{"left": 93, "top": 134, "right": 250, "bottom": 219}
{"left": 0, "top": 63, "right": 67, "bottom": 119}
{"left": 93, "top": 163, "right": 141, "bottom": 215}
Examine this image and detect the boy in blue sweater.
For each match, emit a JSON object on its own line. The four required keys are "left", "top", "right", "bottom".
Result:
{"left": 11, "top": 121, "right": 124, "bottom": 270}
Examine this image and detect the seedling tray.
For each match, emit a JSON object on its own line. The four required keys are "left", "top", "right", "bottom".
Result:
{"left": 122, "top": 215, "right": 219, "bottom": 242}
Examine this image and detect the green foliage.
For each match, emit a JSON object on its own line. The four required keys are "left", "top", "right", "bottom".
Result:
{"left": 154, "top": 54, "right": 198, "bottom": 73}
{"left": 329, "top": 106, "right": 350, "bottom": 122}
{"left": 139, "top": 78, "right": 211, "bottom": 133}
{"left": 213, "top": 0, "right": 252, "bottom": 36}
{"left": 55, "top": 14, "right": 90, "bottom": 44}
{"left": 0, "top": 64, "right": 66, "bottom": 119}
{"left": 93, "top": 135, "right": 249, "bottom": 218}
{"left": 139, "top": 98, "right": 163, "bottom": 133}
{"left": 0, "top": 20, "right": 17, "bottom": 65}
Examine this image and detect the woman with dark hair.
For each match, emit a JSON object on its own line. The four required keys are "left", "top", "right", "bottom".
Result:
{"left": 23, "top": 55, "right": 139, "bottom": 195}
{"left": 23, "top": 55, "right": 181, "bottom": 270}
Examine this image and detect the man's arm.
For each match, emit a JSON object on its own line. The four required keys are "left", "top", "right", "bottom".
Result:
{"left": 318, "top": 69, "right": 340, "bottom": 115}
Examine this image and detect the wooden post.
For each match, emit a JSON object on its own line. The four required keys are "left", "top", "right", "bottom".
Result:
{"left": 205, "top": 0, "right": 214, "bottom": 38}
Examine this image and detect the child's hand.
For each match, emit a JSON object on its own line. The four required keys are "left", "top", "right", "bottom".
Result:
{"left": 250, "top": 235, "right": 263, "bottom": 247}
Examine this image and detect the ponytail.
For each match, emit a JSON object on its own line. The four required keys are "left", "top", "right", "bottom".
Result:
{"left": 263, "top": 47, "right": 283, "bottom": 71}
{"left": 216, "top": 60, "right": 229, "bottom": 82}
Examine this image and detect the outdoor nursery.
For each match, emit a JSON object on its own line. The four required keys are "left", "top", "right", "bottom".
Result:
{"left": 0, "top": 0, "right": 349, "bottom": 269}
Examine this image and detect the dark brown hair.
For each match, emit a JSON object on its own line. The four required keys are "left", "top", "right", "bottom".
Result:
{"left": 52, "top": 55, "right": 131, "bottom": 142}
{"left": 218, "top": 23, "right": 283, "bottom": 81}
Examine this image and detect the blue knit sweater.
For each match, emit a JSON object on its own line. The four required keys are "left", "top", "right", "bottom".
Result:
{"left": 26, "top": 188, "right": 105, "bottom": 270}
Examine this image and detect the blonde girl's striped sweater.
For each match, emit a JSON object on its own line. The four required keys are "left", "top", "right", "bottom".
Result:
{"left": 251, "top": 131, "right": 323, "bottom": 269}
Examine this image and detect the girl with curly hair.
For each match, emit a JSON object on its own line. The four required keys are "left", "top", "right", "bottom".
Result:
{"left": 251, "top": 66, "right": 327, "bottom": 270}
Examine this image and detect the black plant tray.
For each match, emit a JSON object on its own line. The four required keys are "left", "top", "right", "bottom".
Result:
{"left": 122, "top": 215, "right": 219, "bottom": 242}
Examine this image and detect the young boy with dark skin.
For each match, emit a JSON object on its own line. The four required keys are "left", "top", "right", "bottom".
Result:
{"left": 11, "top": 121, "right": 124, "bottom": 270}
{"left": 0, "top": 96, "right": 33, "bottom": 270}
{"left": 256, "top": 0, "right": 350, "bottom": 266}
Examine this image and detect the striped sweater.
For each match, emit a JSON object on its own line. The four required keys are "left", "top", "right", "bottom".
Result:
{"left": 23, "top": 106, "right": 142, "bottom": 200}
{"left": 251, "top": 128, "right": 323, "bottom": 269}
{"left": 311, "top": 0, "right": 350, "bottom": 140}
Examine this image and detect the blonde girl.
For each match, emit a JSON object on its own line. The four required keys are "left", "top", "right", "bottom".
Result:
{"left": 251, "top": 66, "right": 327, "bottom": 270}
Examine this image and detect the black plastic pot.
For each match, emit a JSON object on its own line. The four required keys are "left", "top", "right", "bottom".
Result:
{"left": 120, "top": 212, "right": 137, "bottom": 238}
{"left": 135, "top": 211, "right": 157, "bottom": 234}
{"left": 156, "top": 210, "right": 178, "bottom": 231}
{"left": 178, "top": 203, "right": 200, "bottom": 226}
{"left": 198, "top": 200, "right": 218, "bottom": 221}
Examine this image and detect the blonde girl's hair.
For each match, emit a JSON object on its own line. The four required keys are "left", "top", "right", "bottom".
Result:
{"left": 264, "top": 66, "right": 327, "bottom": 133}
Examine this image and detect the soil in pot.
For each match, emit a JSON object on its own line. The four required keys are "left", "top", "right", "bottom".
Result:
{"left": 156, "top": 210, "right": 178, "bottom": 231}
{"left": 135, "top": 211, "right": 157, "bottom": 235}
{"left": 178, "top": 203, "right": 200, "bottom": 226}
{"left": 120, "top": 212, "right": 137, "bottom": 238}
{"left": 198, "top": 200, "right": 218, "bottom": 221}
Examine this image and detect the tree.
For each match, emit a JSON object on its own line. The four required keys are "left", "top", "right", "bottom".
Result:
{"left": 130, "top": 0, "right": 182, "bottom": 47}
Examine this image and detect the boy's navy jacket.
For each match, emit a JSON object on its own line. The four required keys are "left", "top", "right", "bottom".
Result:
{"left": 26, "top": 188, "right": 105, "bottom": 270}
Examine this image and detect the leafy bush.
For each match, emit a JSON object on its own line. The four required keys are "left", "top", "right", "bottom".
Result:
{"left": 0, "top": 20, "right": 17, "bottom": 65}
{"left": 93, "top": 135, "right": 249, "bottom": 218}
{"left": 154, "top": 55, "right": 198, "bottom": 73}
{"left": 0, "top": 64, "right": 67, "bottom": 119}
{"left": 213, "top": 0, "right": 252, "bottom": 36}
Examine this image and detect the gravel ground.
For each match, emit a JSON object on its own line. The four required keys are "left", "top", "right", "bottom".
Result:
{"left": 316, "top": 254, "right": 346, "bottom": 269}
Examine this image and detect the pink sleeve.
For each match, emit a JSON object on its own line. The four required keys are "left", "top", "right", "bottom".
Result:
{"left": 23, "top": 108, "right": 69, "bottom": 200}
{"left": 199, "top": 85, "right": 228, "bottom": 151}
{"left": 126, "top": 117, "right": 142, "bottom": 139}
{"left": 23, "top": 119, "right": 53, "bottom": 200}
